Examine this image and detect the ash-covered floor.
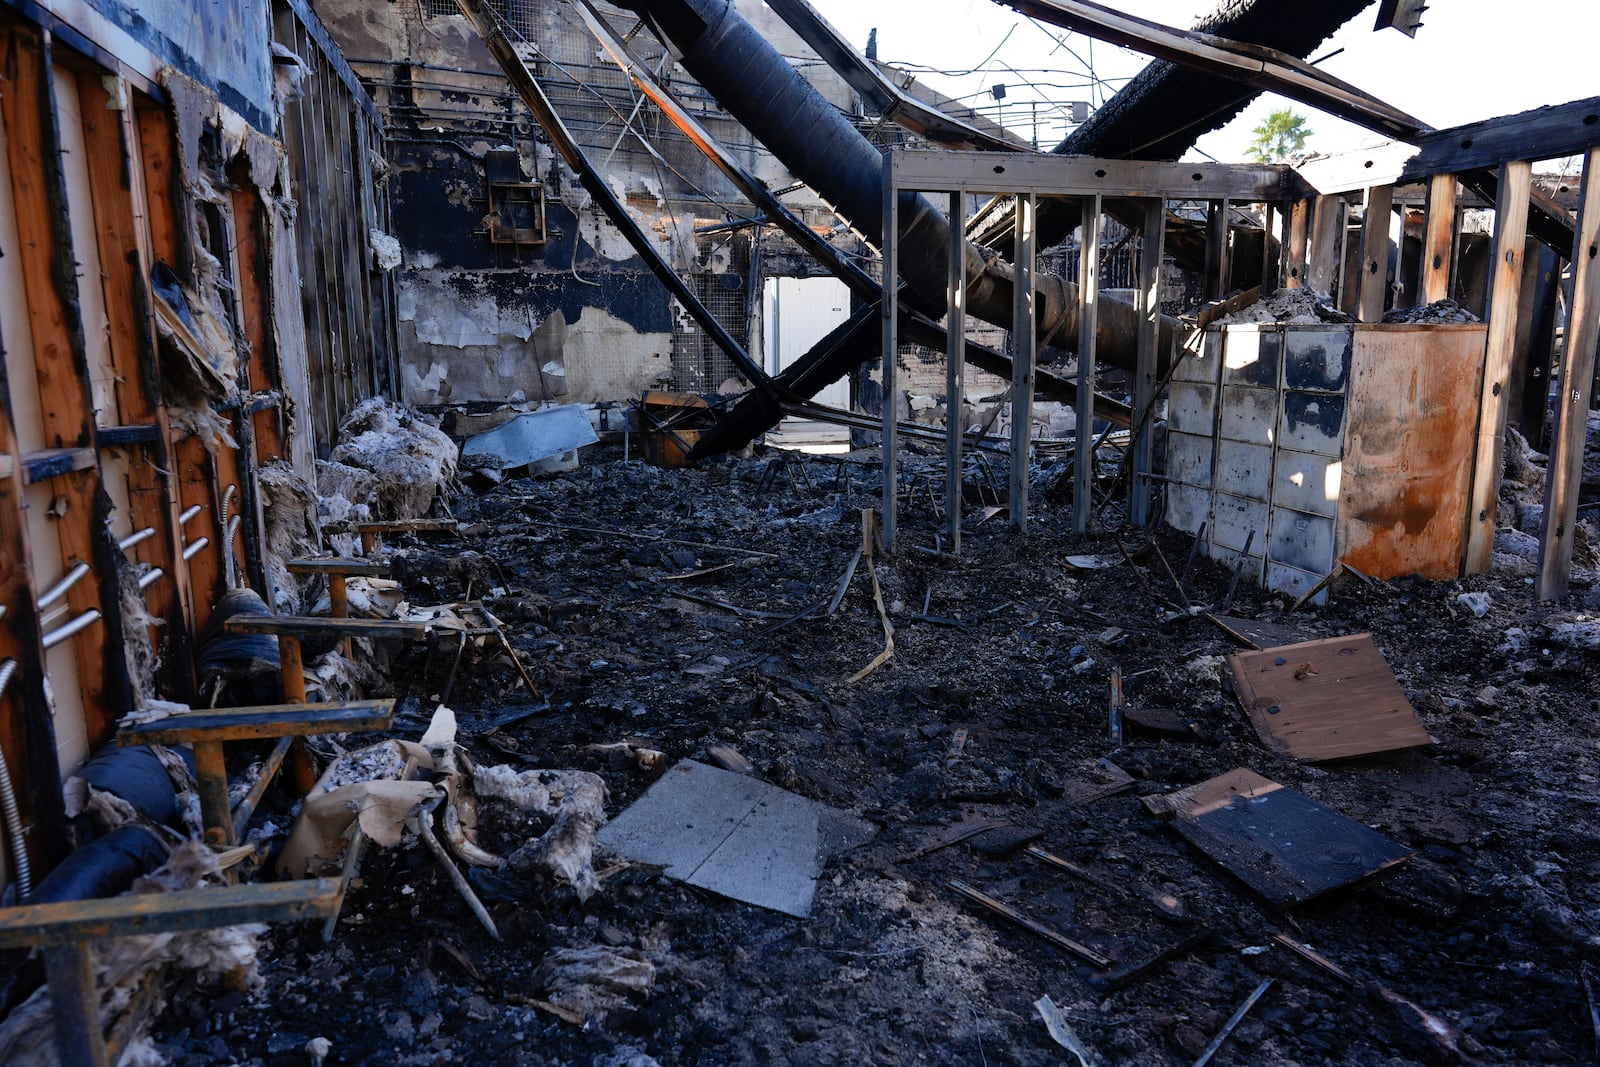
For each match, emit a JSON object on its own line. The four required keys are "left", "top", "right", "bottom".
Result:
{"left": 147, "top": 440, "right": 1600, "bottom": 1066}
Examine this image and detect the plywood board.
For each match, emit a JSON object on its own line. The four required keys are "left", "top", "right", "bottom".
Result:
{"left": 1227, "top": 634, "right": 1433, "bottom": 762}
{"left": 1338, "top": 325, "right": 1486, "bottom": 580}
{"left": 1153, "top": 768, "right": 1413, "bottom": 907}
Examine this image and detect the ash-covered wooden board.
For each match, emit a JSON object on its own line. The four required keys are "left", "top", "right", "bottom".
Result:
{"left": 1150, "top": 769, "right": 1413, "bottom": 908}
{"left": 1227, "top": 633, "right": 1433, "bottom": 762}
{"left": 1206, "top": 613, "right": 1307, "bottom": 651}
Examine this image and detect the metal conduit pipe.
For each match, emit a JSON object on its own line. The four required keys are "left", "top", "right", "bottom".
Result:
{"left": 0, "top": 658, "right": 30, "bottom": 900}
{"left": 621, "top": 0, "right": 1178, "bottom": 370}
{"left": 36, "top": 562, "right": 92, "bottom": 611}
{"left": 42, "top": 610, "right": 102, "bottom": 650}
{"left": 117, "top": 527, "right": 156, "bottom": 552}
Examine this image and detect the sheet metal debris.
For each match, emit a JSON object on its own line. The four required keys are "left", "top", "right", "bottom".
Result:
{"left": 459, "top": 406, "right": 598, "bottom": 474}
{"left": 597, "top": 760, "right": 874, "bottom": 917}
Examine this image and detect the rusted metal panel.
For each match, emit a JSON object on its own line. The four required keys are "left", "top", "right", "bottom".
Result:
{"left": 1265, "top": 560, "right": 1328, "bottom": 603}
{"left": 1210, "top": 492, "right": 1269, "bottom": 557}
{"left": 1167, "top": 483, "right": 1211, "bottom": 536}
{"left": 1172, "top": 331, "right": 1221, "bottom": 385}
{"left": 1337, "top": 325, "right": 1487, "bottom": 579}
{"left": 1214, "top": 439, "right": 1273, "bottom": 501}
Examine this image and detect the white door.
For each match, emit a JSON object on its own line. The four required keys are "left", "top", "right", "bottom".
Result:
{"left": 763, "top": 276, "right": 851, "bottom": 409}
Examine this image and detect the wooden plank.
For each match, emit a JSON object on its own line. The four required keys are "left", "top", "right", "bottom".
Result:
{"left": 1538, "top": 148, "right": 1600, "bottom": 600}
{"left": 0, "top": 328, "right": 68, "bottom": 881}
{"left": 0, "top": 879, "right": 341, "bottom": 949}
{"left": 1150, "top": 768, "right": 1413, "bottom": 907}
{"left": 1130, "top": 197, "right": 1164, "bottom": 526}
{"left": 223, "top": 615, "right": 433, "bottom": 638}
{"left": 1072, "top": 194, "right": 1097, "bottom": 534}
{"left": 173, "top": 433, "right": 221, "bottom": 632}
{"left": 1356, "top": 184, "right": 1394, "bottom": 321}
{"left": 1282, "top": 197, "right": 1310, "bottom": 289}
{"left": 20, "top": 445, "right": 93, "bottom": 483}
{"left": 1205, "top": 613, "right": 1306, "bottom": 650}
{"left": 948, "top": 880, "right": 1112, "bottom": 967}
{"left": 324, "top": 518, "right": 459, "bottom": 534}
{"left": 1226, "top": 634, "right": 1433, "bottom": 762}
{"left": 1339, "top": 325, "right": 1486, "bottom": 579}
{"left": 1306, "top": 195, "right": 1345, "bottom": 294}
{"left": 75, "top": 71, "right": 155, "bottom": 425}
{"left": 119, "top": 698, "right": 395, "bottom": 745}
{"left": 1464, "top": 161, "right": 1533, "bottom": 574}
{"left": 1011, "top": 193, "right": 1035, "bottom": 532}
{"left": 1400, "top": 96, "right": 1600, "bottom": 183}
{"left": 120, "top": 89, "right": 195, "bottom": 693}
{"left": 3, "top": 22, "right": 125, "bottom": 751}
{"left": 1420, "top": 173, "right": 1457, "bottom": 304}
{"left": 286, "top": 557, "right": 393, "bottom": 576}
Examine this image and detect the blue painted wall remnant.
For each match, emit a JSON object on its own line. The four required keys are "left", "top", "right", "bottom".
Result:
{"left": 91, "top": 0, "right": 276, "bottom": 130}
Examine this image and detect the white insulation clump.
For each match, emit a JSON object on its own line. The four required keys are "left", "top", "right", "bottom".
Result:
{"left": 474, "top": 766, "right": 609, "bottom": 902}
{"left": 318, "top": 398, "right": 458, "bottom": 520}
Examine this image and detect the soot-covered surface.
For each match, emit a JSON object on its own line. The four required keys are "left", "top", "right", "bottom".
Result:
{"left": 150, "top": 443, "right": 1600, "bottom": 1066}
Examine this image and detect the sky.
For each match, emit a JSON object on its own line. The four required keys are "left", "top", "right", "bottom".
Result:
{"left": 798, "top": 0, "right": 1600, "bottom": 164}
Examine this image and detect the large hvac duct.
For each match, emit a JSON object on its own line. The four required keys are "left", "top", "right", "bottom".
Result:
{"left": 623, "top": 0, "right": 1171, "bottom": 373}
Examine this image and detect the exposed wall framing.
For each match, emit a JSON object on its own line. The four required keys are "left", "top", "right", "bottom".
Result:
{"left": 273, "top": 0, "right": 400, "bottom": 457}
{"left": 0, "top": 0, "right": 378, "bottom": 895}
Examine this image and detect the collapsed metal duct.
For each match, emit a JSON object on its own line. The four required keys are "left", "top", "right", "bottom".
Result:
{"left": 622, "top": 0, "right": 1174, "bottom": 380}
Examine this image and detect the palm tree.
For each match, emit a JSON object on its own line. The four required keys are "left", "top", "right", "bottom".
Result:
{"left": 1248, "top": 108, "right": 1313, "bottom": 163}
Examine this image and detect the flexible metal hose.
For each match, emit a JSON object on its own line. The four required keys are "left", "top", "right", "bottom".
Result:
{"left": 0, "top": 658, "right": 31, "bottom": 901}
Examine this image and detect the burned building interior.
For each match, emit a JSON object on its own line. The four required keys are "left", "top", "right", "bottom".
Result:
{"left": 0, "top": 0, "right": 1599, "bottom": 1062}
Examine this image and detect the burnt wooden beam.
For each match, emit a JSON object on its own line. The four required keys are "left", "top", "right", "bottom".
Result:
{"left": 2, "top": 18, "right": 130, "bottom": 750}
{"left": 1537, "top": 148, "right": 1600, "bottom": 599}
{"left": 1465, "top": 161, "right": 1533, "bottom": 575}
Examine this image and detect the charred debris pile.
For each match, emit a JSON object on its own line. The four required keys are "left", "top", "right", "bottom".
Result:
{"left": 14, "top": 392, "right": 1585, "bottom": 1066}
